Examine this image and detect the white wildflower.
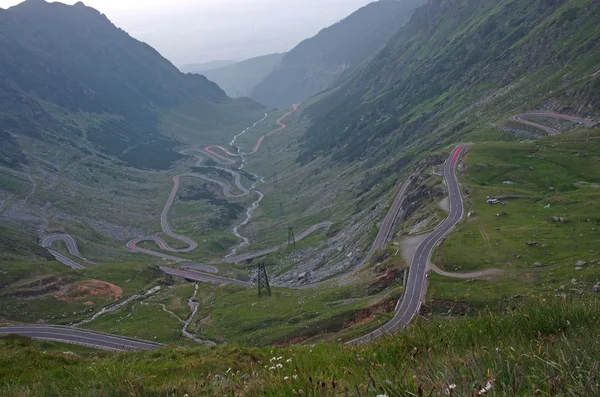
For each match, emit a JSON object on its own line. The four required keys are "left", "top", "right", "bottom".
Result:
{"left": 284, "top": 376, "right": 289, "bottom": 380}
{"left": 376, "top": 394, "right": 389, "bottom": 397}
{"left": 286, "top": 358, "right": 293, "bottom": 363}
{"left": 269, "top": 366, "right": 276, "bottom": 371}
{"left": 293, "top": 375, "right": 298, "bottom": 379}
{"left": 276, "top": 363, "right": 283, "bottom": 368}
{"left": 277, "top": 356, "right": 283, "bottom": 361}
{"left": 226, "top": 368, "right": 231, "bottom": 373}
{"left": 270, "top": 357, "right": 277, "bottom": 362}
{"left": 479, "top": 381, "right": 493, "bottom": 395}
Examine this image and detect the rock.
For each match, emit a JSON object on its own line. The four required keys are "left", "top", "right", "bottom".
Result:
{"left": 575, "top": 260, "right": 587, "bottom": 267}
{"left": 298, "top": 272, "right": 310, "bottom": 280}
{"left": 212, "top": 375, "right": 229, "bottom": 385}
{"left": 526, "top": 241, "right": 539, "bottom": 246}
{"left": 516, "top": 255, "right": 521, "bottom": 259}
{"left": 534, "top": 262, "right": 542, "bottom": 268}
{"left": 593, "top": 284, "right": 600, "bottom": 293}
{"left": 503, "top": 181, "right": 515, "bottom": 185}
{"left": 495, "top": 227, "right": 501, "bottom": 231}
{"left": 542, "top": 244, "right": 548, "bottom": 248}
{"left": 496, "top": 211, "right": 508, "bottom": 217}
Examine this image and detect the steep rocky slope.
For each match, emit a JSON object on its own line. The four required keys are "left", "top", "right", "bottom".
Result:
{"left": 299, "top": 0, "right": 600, "bottom": 163}
{"left": 250, "top": 0, "right": 426, "bottom": 109}
{"left": 0, "top": 0, "right": 262, "bottom": 170}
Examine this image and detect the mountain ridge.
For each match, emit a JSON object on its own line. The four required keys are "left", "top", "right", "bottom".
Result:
{"left": 298, "top": 0, "right": 600, "bottom": 163}
{"left": 0, "top": 0, "right": 264, "bottom": 170}
{"left": 249, "top": 0, "right": 427, "bottom": 109}
{"left": 199, "top": 53, "right": 286, "bottom": 98}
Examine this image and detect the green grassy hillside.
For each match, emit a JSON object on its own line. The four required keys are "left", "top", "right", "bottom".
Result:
{"left": 301, "top": 0, "right": 600, "bottom": 163}
{"left": 1, "top": 298, "right": 598, "bottom": 396}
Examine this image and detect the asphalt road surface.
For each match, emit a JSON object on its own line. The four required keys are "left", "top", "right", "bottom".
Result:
{"left": 161, "top": 267, "right": 250, "bottom": 286}
{"left": 41, "top": 235, "right": 86, "bottom": 269}
{"left": 511, "top": 112, "right": 595, "bottom": 135}
{"left": 347, "top": 145, "right": 469, "bottom": 344}
{"left": 126, "top": 105, "right": 323, "bottom": 264}
{"left": 0, "top": 325, "right": 164, "bottom": 351}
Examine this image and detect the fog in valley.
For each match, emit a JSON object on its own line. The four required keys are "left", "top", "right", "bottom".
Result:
{"left": 0, "top": 0, "right": 374, "bottom": 65}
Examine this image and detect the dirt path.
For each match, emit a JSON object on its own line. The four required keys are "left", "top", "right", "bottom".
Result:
{"left": 478, "top": 225, "right": 490, "bottom": 248}
{"left": 428, "top": 263, "right": 503, "bottom": 280}
{"left": 401, "top": 234, "right": 502, "bottom": 280}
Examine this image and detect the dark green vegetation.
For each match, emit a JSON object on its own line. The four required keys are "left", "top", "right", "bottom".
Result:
{"left": 0, "top": 0, "right": 268, "bottom": 265}
{"left": 300, "top": 0, "right": 600, "bottom": 163}
{"left": 198, "top": 53, "right": 286, "bottom": 98}
{"left": 1, "top": 298, "right": 598, "bottom": 396}
{"left": 250, "top": 0, "right": 426, "bottom": 109}
{"left": 0, "top": 0, "right": 264, "bottom": 169}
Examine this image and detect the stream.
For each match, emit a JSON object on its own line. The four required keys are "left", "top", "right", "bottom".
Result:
{"left": 181, "top": 283, "right": 215, "bottom": 345}
{"left": 72, "top": 286, "right": 161, "bottom": 327}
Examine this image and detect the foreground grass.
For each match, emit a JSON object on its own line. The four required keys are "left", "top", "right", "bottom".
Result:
{"left": 1, "top": 298, "right": 598, "bottom": 396}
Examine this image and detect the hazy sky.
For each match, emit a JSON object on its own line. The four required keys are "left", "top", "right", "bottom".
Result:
{"left": 0, "top": 0, "right": 375, "bottom": 66}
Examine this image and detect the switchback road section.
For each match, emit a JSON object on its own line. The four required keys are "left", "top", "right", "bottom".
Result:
{"left": 348, "top": 145, "right": 468, "bottom": 344}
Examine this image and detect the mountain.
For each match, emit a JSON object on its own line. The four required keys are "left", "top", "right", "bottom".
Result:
{"left": 249, "top": 0, "right": 427, "bottom": 109}
{"left": 179, "top": 60, "right": 236, "bottom": 74}
{"left": 0, "top": 0, "right": 262, "bottom": 170}
{"left": 299, "top": 0, "right": 600, "bottom": 163}
{"left": 200, "top": 53, "right": 285, "bottom": 98}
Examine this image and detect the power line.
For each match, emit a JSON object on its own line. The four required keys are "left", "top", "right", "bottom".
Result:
{"left": 287, "top": 225, "right": 296, "bottom": 246}
{"left": 256, "top": 262, "right": 271, "bottom": 297}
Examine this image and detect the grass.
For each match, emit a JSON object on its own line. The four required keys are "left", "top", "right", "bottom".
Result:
{"left": 193, "top": 277, "right": 402, "bottom": 346}
{"left": 439, "top": 129, "right": 600, "bottom": 273}
{"left": 424, "top": 126, "right": 600, "bottom": 314}
{"left": 0, "top": 261, "right": 165, "bottom": 326}
{"left": 0, "top": 297, "right": 598, "bottom": 396}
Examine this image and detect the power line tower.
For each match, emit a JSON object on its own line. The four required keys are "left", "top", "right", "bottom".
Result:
{"left": 256, "top": 262, "right": 271, "bottom": 297}
{"left": 279, "top": 202, "right": 285, "bottom": 219}
{"left": 288, "top": 225, "right": 296, "bottom": 246}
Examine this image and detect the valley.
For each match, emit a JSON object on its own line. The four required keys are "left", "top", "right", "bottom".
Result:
{"left": 1, "top": 0, "right": 600, "bottom": 395}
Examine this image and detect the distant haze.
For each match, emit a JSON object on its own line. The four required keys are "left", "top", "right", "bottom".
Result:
{"left": 0, "top": 0, "right": 375, "bottom": 66}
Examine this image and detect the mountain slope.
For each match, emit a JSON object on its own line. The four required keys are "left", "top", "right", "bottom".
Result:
{"left": 200, "top": 53, "right": 285, "bottom": 98}
{"left": 299, "top": 0, "right": 600, "bottom": 163}
{"left": 0, "top": 0, "right": 262, "bottom": 170}
{"left": 179, "top": 60, "right": 236, "bottom": 73}
{"left": 249, "top": 0, "right": 426, "bottom": 109}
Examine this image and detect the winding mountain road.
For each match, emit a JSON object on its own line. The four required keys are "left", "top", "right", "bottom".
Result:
{"left": 126, "top": 105, "right": 313, "bottom": 263}
{"left": 0, "top": 325, "right": 164, "bottom": 351}
{"left": 206, "top": 105, "right": 299, "bottom": 160}
{"left": 29, "top": 112, "right": 595, "bottom": 350}
{"left": 511, "top": 112, "right": 595, "bottom": 135}
{"left": 41, "top": 235, "right": 86, "bottom": 269}
{"left": 347, "top": 145, "right": 468, "bottom": 344}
